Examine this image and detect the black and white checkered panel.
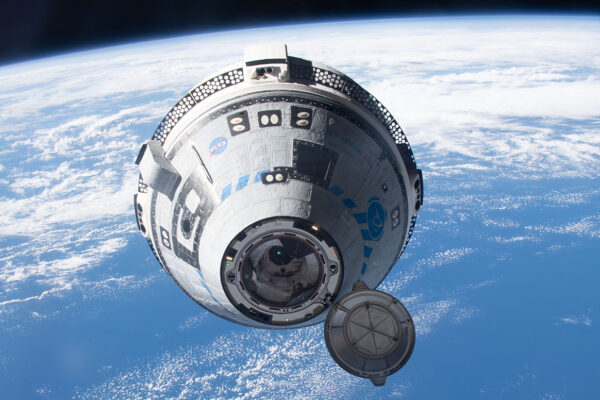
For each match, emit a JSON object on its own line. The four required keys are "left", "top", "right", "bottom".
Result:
{"left": 289, "top": 58, "right": 417, "bottom": 172}
{"left": 289, "top": 59, "right": 419, "bottom": 252}
{"left": 138, "top": 175, "right": 148, "bottom": 193}
{"left": 313, "top": 67, "right": 346, "bottom": 91}
{"left": 141, "top": 69, "right": 245, "bottom": 192}
{"left": 312, "top": 66, "right": 417, "bottom": 172}
{"left": 190, "top": 69, "right": 244, "bottom": 103}
{"left": 393, "top": 214, "right": 418, "bottom": 261}
{"left": 287, "top": 56, "right": 314, "bottom": 82}
{"left": 151, "top": 68, "right": 244, "bottom": 144}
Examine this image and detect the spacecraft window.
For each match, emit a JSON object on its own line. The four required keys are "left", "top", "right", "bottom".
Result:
{"left": 241, "top": 235, "right": 323, "bottom": 307}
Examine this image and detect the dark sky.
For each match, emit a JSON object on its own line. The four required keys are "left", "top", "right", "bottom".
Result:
{"left": 1, "top": 0, "right": 598, "bottom": 65}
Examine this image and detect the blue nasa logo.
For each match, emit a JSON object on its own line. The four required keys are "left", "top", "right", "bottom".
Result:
{"left": 367, "top": 198, "right": 386, "bottom": 241}
{"left": 209, "top": 136, "right": 228, "bottom": 157}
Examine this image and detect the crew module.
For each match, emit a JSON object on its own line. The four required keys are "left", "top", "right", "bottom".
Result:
{"left": 134, "top": 44, "right": 423, "bottom": 386}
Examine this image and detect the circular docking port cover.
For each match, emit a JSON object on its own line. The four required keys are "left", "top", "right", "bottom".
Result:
{"left": 324, "top": 282, "right": 415, "bottom": 386}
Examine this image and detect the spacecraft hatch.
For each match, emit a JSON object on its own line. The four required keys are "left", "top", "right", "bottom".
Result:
{"left": 134, "top": 44, "right": 423, "bottom": 386}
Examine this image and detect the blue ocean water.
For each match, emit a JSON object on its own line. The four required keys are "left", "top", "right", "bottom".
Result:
{"left": 0, "top": 15, "right": 599, "bottom": 399}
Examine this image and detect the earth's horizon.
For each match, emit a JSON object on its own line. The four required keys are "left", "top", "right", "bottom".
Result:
{"left": 0, "top": 15, "right": 599, "bottom": 399}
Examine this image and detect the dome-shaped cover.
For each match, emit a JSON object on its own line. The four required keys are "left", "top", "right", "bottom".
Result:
{"left": 324, "top": 282, "right": 415, "bottom": 386}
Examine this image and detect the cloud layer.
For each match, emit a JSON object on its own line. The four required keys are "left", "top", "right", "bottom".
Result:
{"left": 0, "top": 15, "right": 598, "bottom": 399}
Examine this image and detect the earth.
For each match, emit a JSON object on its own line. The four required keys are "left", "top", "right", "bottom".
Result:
{"left": 1, "top": 15, "right": 599, "bottom": 399}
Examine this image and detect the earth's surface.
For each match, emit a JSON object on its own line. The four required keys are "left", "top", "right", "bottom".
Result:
{"left": 1, "top": 16, "right": 599, "bottom": 399}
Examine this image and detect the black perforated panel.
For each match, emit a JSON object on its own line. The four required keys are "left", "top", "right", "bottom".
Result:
{"left": 151, "top": 69, "right": 244, "bottom": 143}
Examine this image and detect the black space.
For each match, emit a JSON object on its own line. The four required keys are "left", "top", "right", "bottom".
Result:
{"left": 1, "top": 0, "right": 599, "bottom": 65}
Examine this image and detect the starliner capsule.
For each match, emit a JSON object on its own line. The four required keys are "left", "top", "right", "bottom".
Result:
{"left": 134, "top": 44, "right": 423, "bottom": 386}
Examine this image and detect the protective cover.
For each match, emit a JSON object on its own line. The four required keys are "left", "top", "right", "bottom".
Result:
{"left": 323, "top": 282, "right": 415, "bottom": 386}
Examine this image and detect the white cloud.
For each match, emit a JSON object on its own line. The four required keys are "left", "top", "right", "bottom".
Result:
{"left": 401, "top": 295, "right": 457, "bottom": 336}
{"left": 177, "top": 313, "right": 209, "bottom": 331}
{"left": 525, "top": 215, "right": 600, "bottom": 239}
{"left": 0, "top": 284, "right": 71, "bottom": 308}
{"left": 0, "top": 100, "right": 149, "bottom": 313}
{"left": 491, "top": 235, "right": 539, "bottom": 244}
{"left": 0, "top": 53, "right": 166, "bottom": 314}
{"left": 379, "top": 247, "right": 476, "bottom": 296}
{"left": 80, "top": 273, "right": 157, "bottom": 299}
{"left": 0, "top": 17, "right": 598, "bottom": 395}
{"left": 331, "top": 21, "right": 600, "bottom": 177}
{"left": 75, "top": 326, "right": 363, "bottom": 400}
{"left": 556, "top": 315, "right": 592, "bottom": 327}
{"left": 483, "top": 219, "right": 521, "bottom": 228}
{"left": 376, "top": 247, "right": 481, "bottom": 337}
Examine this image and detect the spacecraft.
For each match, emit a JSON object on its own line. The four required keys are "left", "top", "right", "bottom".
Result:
{"left": 134, "top": 44, "right": 423, "bottom": 386}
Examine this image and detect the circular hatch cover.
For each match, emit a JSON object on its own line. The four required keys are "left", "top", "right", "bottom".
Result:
{"left": 324, "top": 282, "right": 415, "bottom": 386}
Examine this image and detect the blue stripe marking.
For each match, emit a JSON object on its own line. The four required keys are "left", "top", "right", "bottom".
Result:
{"left": 342, "top": 198, "right": 357, "bottom": 209}
{"left": 196, "top": 270, "right": 223, "bottom": 306}
{"left": 236, "top": 174, "right": 250, "bottom": 190}
{"left": 361, "top": 263, "right": 367, "bottom": 274}
{"left": 361, "top": 229, "right": 372, "bottom": 240}
{"left": 329, "top": 186, "right": 344, "bottom": 196}
{"left": 221, "top": 183, "right": 232, "bottom": 201}
{"left": 353, "top": 213, "right": 367, "bottom": 224}
{"left": 364, "top": 246, "right": 373, "bottom": 258}
{"left": 254, "top": 169, "right": 269, "bottom": 182}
